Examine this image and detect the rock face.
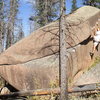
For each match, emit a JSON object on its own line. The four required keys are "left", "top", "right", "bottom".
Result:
{"left": 74, "top": 62, "right": 100, "bottom": 86}
{"left": 0, "top": 6, "right": 100, "bottom": 91}
{"left": 0, "top": 87, "right": 10, "bottom": 94}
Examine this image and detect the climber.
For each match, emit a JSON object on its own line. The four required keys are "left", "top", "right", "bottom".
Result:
{"left": 90, "top": 22, "right": 100, "bottom": 58}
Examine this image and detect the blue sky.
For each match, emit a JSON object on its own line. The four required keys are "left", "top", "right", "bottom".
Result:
{"left": 18, "top": 0, "right": 33, "bottom": 36}
{"left": 18, "top": 0, "right": 84, "bottom": 36}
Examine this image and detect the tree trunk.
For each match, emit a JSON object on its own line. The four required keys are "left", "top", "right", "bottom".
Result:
{"left": 0, "top": 0, "right": 4, "bottom": 53}
{"left": 59, "top": 0, "right": 68, "bottom": 100}
{"left": 6, "top": 0, "right": 18, "bottom": 49}
{"left": 45, "top": 0, "right": 48, "bottom": 25}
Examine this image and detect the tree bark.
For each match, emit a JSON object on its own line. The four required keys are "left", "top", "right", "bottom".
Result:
{"left": 45, "top": 0, "right": 48, "bottom": 25}
{"left": 0, "top": 0, "right": 4, "bottom": 53}
{"left": 6, "top": 0, "right": 19, "bottom": 49}
{"left": 59, "top": 0, "right": 68, "bottom": 100}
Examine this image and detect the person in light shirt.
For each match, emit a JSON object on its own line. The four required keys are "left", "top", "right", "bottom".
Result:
{"left": 90, "top": 22, "right": 100, "bottom": 58}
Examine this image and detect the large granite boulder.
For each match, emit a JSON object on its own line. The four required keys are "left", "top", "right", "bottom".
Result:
{"left": 0, "top": 6, "right": 100, "bottom": 91}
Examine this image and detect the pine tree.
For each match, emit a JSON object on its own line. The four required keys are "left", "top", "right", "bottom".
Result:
{"left": 29, "top": 0, "right": 60, "bottom": 29}
{"left": 0, "top": 0, "right": 23, "bottom": 50}
{"left": 6, "top": 0, "right": 19, "bottom": 49}
{"left": 59, "top": 0, "right": 68, "bottom": 99}
{"left": 16, "top": 19, "right": 24, "bottom": 41}
{"left": 83, "top": 0, "right": 100, "bottom": 8}
{"left": 71, "top": 0, "right": 78, "bottom": 13}
{"left": 0, "top": 0, "right": 4, "bottom": 53}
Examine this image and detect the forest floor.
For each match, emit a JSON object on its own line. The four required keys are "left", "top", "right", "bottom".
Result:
{"left": 28, "top": 57, "right": 100, "bottom": 100}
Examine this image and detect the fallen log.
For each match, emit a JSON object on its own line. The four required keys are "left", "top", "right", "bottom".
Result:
{"left": 0, "top": 83, "right": 100, "bottom": 99}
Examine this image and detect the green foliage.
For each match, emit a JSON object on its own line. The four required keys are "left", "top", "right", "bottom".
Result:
{"left": 49, "top": 77, "right": 59, "bottom": 88}
{"left": 27, "top": 95, "right": 57, "bottom": 100}
{"left": 30, "top": 0, "right": 60, "bottom": 28}
{"left": 0, "top": 77, "right": 4, "bottom": 88}
{"left": 0, "top": 0, "right": 3, "bottom": 19}
{"left": 71, "top": 0, "right": 78, "bottom": 13}
{"left": 91, "top": 56, "right": 100, "bottom": 68}
{"left": 83, "top": 0, "right": 100, "bottom": 8}
{"left": 6, "top": 0, "right": 21, "bottom": 49}
{"left": 70, "top": 95, "right": 100, "bottom": 100}
{"left": 27, "top": 92, "right": 100, "bottom": 100}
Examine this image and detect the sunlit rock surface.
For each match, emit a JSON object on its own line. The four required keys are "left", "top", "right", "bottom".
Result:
{"left": 0, "top": 6, "right": 100, "bottom": 90}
